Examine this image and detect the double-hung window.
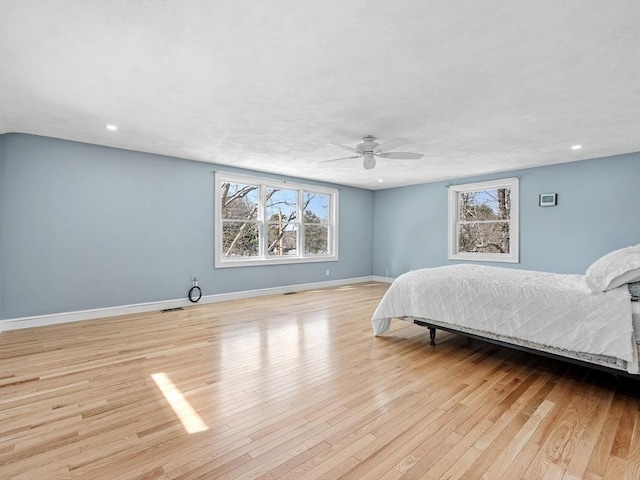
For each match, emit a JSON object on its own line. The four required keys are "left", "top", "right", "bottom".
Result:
{"left": 448, "top": 177, "right": 519, "bottom": 263}
{"left": 215, "top": 172, "right": 338, "bottom": 267}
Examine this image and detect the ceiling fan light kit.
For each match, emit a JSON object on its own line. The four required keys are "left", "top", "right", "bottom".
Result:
{"left": 363, "top": 153, "right": 376, "bottom": 170}
{"left": 323, "top": 135, "right": 424, "bottom": 170}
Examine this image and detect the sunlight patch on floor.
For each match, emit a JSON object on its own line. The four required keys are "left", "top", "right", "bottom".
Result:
{"left": 151, "top": 372, "right": 208, "bottom": 434}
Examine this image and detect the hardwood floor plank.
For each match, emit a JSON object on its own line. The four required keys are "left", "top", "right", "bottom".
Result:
{"left": 611, "top": 393, "right": 638, "bottom": 458}
{"left": 276, "top": 433, "right": 376, "bottom": 480}
{"left": 561, "top": 383, "right": 615, "bottom": 480}
{"left": 482, "top": 399, "right": 556, "bottom": 479}
{"left": 602, "top": 455, "right": 626, "bottom": 480}
{"left": 521, "top": 371, "right": 609, "bottom": 480}
{"left": 1, "top": 282, "right": 638, "bottom": 479}
{"left": 625, "top": 405, "right": 640, "bottom": 480}
{"left": 266, "top": 441, "right": 331, "bottom": 478}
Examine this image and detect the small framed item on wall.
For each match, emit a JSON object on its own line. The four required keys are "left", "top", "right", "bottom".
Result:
{"left": 539, "top": 193, "right": 557, "bottom": 207}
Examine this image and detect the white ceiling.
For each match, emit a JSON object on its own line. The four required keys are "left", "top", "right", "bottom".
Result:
{"left": 1, "top": 0, "right": 639, "bottom": 190}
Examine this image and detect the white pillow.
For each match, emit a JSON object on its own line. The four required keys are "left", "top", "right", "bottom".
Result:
{"left": 585, "top": 244, "right": 640, "bottom": 293}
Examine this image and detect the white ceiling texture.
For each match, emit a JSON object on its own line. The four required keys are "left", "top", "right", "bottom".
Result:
{"left": 1, "top": 0, "right": 639, "bottom": 190}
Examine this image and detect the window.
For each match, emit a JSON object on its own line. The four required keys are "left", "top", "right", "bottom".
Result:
{"left": 448, "top": 177, "right": 519, "bottom": 263}
{"left": 215, "top": 172, "right": 338, "bottom": 267}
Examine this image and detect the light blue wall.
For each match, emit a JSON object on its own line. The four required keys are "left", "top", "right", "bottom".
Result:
{"left": 373, "top": 152, "right": 640, "bottom": 278}
{"left": 2, "top": 133, "right": 638, "bottom": 320}
{"left": 0, "top": 134, "right": 374, "bottom": 319}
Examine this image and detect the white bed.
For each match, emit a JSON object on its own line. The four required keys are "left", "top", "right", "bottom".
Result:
{"left": 372, "top": 245, "right": 640, "bottom": 376}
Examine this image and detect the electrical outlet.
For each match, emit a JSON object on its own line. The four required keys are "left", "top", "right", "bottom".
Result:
{"left": 325, "top": 269, "right": 330, "bottom": 276}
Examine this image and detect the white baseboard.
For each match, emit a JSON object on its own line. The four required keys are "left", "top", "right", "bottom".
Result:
{"left": 0, "top": 276, "right": 377, "bottom": 332}
{"left": 372, "top": 275, "right": 395, "bottom": 284}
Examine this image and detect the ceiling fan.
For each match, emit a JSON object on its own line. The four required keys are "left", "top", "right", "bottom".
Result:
{"left": 322, "top": 135, "right": 424, "bottom": 170}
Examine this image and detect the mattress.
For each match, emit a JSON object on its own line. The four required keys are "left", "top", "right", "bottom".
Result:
{"left": 372, "top": 264, "right": 639, "bottom": 374}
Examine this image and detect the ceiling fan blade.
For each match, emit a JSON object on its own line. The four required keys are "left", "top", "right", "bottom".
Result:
{"left": 320, "top": 155, "right": 361, "bottom": 163}
{"left": 374, "top": 137, "right": 409, "bottom": 153}
{"left": 377, "top": 152, "right": 424, "bottom": 160}
{"left": 328, "top": 143, "right": 360, "bottom": 154}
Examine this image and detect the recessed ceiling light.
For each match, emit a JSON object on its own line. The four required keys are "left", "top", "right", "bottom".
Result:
{"left": 571, "top": 144, "right": 582, "bottom": 150}
{"left": 378, "top": 179, "right": 384, "bottom": 183}
{"left": 106, "top": 124, "right": 118, "bottom": 131}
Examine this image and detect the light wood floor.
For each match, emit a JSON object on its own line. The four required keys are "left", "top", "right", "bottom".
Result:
{"left": 1, "top": 282, "right": 639, "bottom": 480}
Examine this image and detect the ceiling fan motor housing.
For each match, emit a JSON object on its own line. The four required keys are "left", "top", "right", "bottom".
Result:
{"left": 357, "top": 135, "right": 379, "bottom": 153}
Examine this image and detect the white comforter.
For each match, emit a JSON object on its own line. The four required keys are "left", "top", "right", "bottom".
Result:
{"left": 372, "top": 264, "right": 639, "bottom": 374}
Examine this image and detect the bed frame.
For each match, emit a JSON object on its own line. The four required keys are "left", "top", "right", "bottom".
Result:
{"left": 412, "top": 319, "right": 640, "bottom": 379}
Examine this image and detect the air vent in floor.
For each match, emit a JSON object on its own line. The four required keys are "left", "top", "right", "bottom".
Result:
{"left": 160, "top": 307, "right": 184, "bottom": 313}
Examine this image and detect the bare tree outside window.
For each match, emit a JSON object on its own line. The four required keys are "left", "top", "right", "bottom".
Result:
{"left": 220, "top": 182, "right": 330, "bottom": 259}
{"left": 266, "top": 188, "right": 298, "bottom": 256}
{"left": 458, "top": 188, "right": 511, "bottom": 254}
{"left": 303, "top": 193, "right": 329, "bottom": 255}
{"left": 220, "top": 182, "right": 260, "bottom": 257}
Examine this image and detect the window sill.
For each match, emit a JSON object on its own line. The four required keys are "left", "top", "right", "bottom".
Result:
{"left": 448, "top": 253, "right": 519, "bottom": 263}
{"left": 215, "top": 255, "right": 339, "bottom": 268}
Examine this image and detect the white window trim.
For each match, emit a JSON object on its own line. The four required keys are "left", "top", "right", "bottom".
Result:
{"left": 448, "top": 177, "right": 519, "bottom": 263}
{"left": 215, "top": 171, "right": 339, "bottom": 268}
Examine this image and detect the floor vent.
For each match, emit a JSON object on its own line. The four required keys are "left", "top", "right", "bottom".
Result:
{"left": 160, "top": 307, "right": 184, "bottom": 313}
{"left": 283, "top": 291, "right": 298, "bottom": 295}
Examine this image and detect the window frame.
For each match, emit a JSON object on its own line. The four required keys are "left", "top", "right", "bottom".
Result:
{"left": 215, "top": 171, "right": 339, "bottom": 268}
{"left": 447, "top": 177, "right": 519, "bottom": 263}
